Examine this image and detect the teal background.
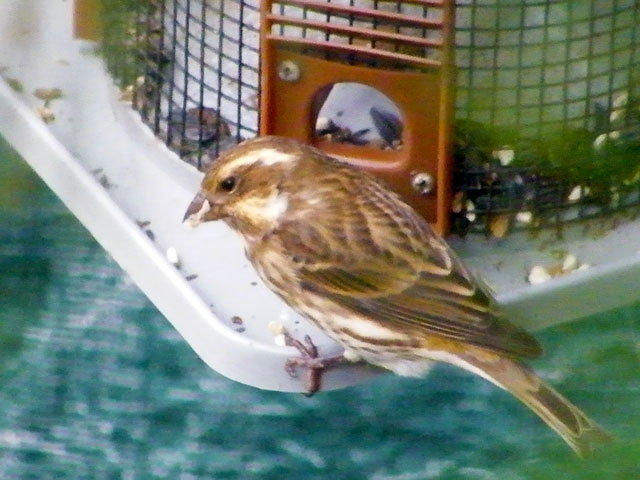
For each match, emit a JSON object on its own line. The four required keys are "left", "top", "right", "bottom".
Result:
{"left": 1, "top": 136, "right": 639, "bottom": 479}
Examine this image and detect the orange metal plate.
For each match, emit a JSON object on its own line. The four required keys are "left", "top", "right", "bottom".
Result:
{"left": 261, "top": 49, "right": 450, "bottom": 233}
{"left": 73, "top": 0, "right": 101, "bottom": 40}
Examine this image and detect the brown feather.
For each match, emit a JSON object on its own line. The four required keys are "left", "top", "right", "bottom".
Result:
{"left": 263, "top": 147, "right": 543, "bottom": 359}
{"left": 187, "top": 135, "right": 610, "bottom": 454}
{"left": 455, "top": 348, "right": 612, "bottom": 457}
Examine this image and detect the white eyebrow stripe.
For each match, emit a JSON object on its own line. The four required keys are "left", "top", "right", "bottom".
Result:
{"left": 217, "top": 148, "right": 295, "bottom": 178}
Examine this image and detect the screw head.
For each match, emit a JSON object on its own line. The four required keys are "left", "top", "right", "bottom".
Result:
{"left": 411, "top": 172, "right": 435, "bottom": 195}
{"left": 277, "top": 60, "right": 301, "bottom": 82}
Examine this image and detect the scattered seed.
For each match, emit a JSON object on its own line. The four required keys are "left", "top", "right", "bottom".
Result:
{"left": 33, "top": 87, "right": 63, "bottom": 102}
{"left": 561, "top": 254, "right": 578, "bottom": 272}
{"left": 185, "top": 274, "right": 198, "bottom": 281}
{"left": 515, "top": 211, "right": 533, "bottom": 224}
{"left": 492, "top": 147, "right": 514, "bottom": 166}
{"left": 489, "top": 214, "right": 510, "bottom": 238}
{"left": 568, "top": 185, "right": 589, "bottom": 202}
{"left": 612, "top": 91, "right": 628, "bottom": 109}
{"left": 465, "top": 200, "right": 476, "bottom": 222}
{"left": 623, "top": 169, "right": 640, "bottom": 186}
{"left": 268, "top": 321, "right": 287, "bottom": 347}
{"left": 165, "top": 247, "right": 180, "bottom": 267}
{"left": 593, "top": 133, "right": 607, "bottom": 149}
{"left": 451, "top": 192, "right": 465, "bottom": 213}
{"left": 5, "top": 78, "right": 24, "bottom": 93}
{"left": 35, "top": 106, "right": 55, "bottom": 123}
{"left": 609, "top": 108, "right": 624, "bottom": 123}
{"left": 528, "top": 265, "right": 552, "bottom": 285}
{"left": 97, "top": 174, "right": 111, "bottom": 189}
{"left": 268, "top": 321, "right": 285, "bottom": 335}
{"left": 119, "top": 84, "right": 134, "bottom": 102}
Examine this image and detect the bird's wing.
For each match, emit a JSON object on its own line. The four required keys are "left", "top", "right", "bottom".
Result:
{"left": 295, "top": 254, "right": 542, "bottom": 359}
{"left": 275, "top": 176, "right": 541, "bottom": 359}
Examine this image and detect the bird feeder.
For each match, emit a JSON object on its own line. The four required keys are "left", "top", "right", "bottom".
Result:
{"left": 1, "top": 0, "right": 639, "bottom": 393}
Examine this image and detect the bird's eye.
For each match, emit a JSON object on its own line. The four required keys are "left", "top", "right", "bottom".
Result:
{"left": 219, "top": 176, "right": 237, "bottom": 192}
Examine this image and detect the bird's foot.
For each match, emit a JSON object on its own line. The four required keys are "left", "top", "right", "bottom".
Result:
{"left": 283, "top": 333, "right": 343, "bottom": 396}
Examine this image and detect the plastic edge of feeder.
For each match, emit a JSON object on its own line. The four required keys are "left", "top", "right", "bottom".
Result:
{"left": 498, "top": 253, "right": 640, "bottom": 331}
{"left": 0, "top": 78, "right": 380, "bottom": 393}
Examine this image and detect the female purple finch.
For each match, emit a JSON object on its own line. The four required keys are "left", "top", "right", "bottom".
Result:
{"left": 183, "top": 135, "right": 610, "bottom": 456}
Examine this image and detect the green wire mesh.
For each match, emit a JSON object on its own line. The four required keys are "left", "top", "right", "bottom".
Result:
{"left": 99, "top": 0, "right": 640, "bottom": 237}
{"left": 452, "top": 0, "right": 640, "bottom": 236}
{"left": 100, "top": 0, "right": 260, "bottom": 170}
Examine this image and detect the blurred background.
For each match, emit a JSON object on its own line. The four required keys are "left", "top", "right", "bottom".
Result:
{"left": 1, "top": 135, "right": 639, "bottom": 479}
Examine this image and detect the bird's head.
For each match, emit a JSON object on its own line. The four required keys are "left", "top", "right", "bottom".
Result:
{"left": 183, "top": 136, "right": 308, "bottom": 238}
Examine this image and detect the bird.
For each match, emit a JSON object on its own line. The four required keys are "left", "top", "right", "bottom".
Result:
{"left": 183, "top": 135, "right": 611, "bottom": 457}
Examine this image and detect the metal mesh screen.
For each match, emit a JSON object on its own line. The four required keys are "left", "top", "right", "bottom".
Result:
{"left": 452, "top": 0, "right": 640, "bottom": 236}
{"left": 455, "top": 1, "right": 638, "bottom": 134}
{"left": 101, "top": 0, "right": 640, "bottom": 236}
{"left": 104, "top": 0, "right": 261, "bottom": 170}
{"left": 266, "top": 1, "right": 444, "bottom": 70}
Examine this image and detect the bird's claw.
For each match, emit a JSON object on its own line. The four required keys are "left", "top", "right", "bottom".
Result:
{"left": 283, "top": 333, "right": 342, "bottom": 396}
{"left": 285, "top": 333, "right": 317, "bottom": 359}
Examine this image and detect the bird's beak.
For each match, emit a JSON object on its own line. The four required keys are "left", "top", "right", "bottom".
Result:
{"left": 183, "top": 192, "right": 211, "bottom": 227}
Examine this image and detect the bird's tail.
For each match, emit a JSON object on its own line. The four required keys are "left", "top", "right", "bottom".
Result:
{"left": 456, "top": 351, "right": 612, "bottom": 457}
